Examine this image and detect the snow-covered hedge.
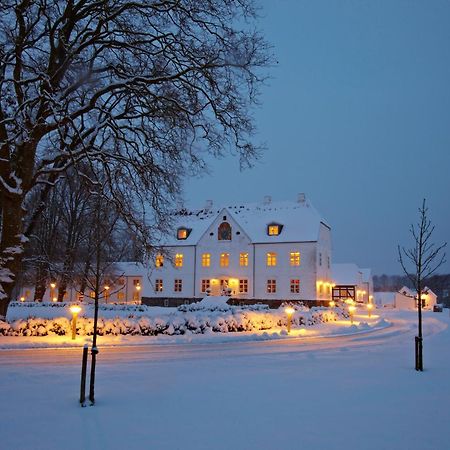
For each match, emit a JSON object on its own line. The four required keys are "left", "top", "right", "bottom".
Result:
{"left": 0, "top": 302, "right": 346, "bottom": 337}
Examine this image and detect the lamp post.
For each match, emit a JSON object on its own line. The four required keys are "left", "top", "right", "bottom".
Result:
{"left": 104, "top": 285, "right": 110, "bottom": 304}
{"left": 70, "top": 305, "right": 82, "bottom": 340}
{"left": 348, "top": 305, "right": 356, "bottom": 324}
{"left": 284, "top": 307, "right": 295, "bottom": 334}
{"left": 50, "top": 282, "right": 56, "bottom": 302}
{"left": 367, "top": 303, "right": 374, "bottom": 318}
{"left": 135, "top": 283, "right": 141, "bottom": 303}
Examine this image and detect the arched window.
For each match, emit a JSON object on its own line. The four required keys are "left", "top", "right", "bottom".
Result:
{"left": 218, "top": 222, "right": 232, "bottom": 240}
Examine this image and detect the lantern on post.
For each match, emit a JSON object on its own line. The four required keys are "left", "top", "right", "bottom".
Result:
{"left": 284, "top": 307, "right": 295, "bottom": 334}
{"left": 70, "top": 305, "right": 82, "bottom": 340}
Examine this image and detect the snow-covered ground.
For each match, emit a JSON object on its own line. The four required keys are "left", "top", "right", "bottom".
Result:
{"left": 1, "top": 309, "right": 449, "bottom": 450}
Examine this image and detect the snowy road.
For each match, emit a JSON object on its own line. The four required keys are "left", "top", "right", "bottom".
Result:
{"left": 1, "top": 311, "right": 449, "bottom": 450}
{"left": 0, "top": 313, "right": 425, "bottom": 367}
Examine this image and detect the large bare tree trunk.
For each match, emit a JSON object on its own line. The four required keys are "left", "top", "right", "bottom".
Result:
{"left": 0, "top": 193, "right": 25, "bottom": 315}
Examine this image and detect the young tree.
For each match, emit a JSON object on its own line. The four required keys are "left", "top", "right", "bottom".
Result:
{"left": 0, "top": 0, "right": 270, "bottom": 315}
{"left": 398, "top": 199, "right": 447, "bottom": 371}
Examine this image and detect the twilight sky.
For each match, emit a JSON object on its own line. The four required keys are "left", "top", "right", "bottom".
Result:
{"left": 183, "top": 0, "right": 450, "bottom": 275}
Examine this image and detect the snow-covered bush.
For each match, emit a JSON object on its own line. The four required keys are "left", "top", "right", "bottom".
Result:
{"left": 0, "top": 304, "right": 346, "bottom": 337}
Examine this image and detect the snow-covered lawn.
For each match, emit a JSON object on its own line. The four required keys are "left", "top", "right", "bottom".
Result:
{"left": 0, "top": 310, "right": 449, "bottom": 450}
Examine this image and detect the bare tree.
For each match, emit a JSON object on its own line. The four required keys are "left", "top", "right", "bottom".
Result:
{"left": 0, "top": 0, "right": 271, "bottom": 315}
{"left": 398, "top": 199, "right": 447, "bottom": 371}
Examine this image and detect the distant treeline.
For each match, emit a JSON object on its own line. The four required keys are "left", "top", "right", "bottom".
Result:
{"left": 374, "top": 274, "right": 450, "bottom": 304}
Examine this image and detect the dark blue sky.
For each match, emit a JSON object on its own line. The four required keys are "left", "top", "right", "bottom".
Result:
{"left": 184, "top": 0, "right": 450, "bottom": 275}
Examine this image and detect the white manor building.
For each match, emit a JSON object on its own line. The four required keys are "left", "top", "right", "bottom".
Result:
{"left": 145, "top": 194, "right": 333, "bottom": 307}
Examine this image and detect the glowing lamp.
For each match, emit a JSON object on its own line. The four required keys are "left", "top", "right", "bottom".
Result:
{"left": 285, "top": 307, "right": 295, "bottom": 334}
{"left": 329, "top": 300, "right": 336, "bottom": 308}
{"left": 367, "top": 303, "right": 374, "bottom": 318}
{"left": 348, "top": 305, "right": 356, "bottom": 324}
{"left": 52, "top": 297, "right": 57, "bottom": 302}
{"left": 70, "top": 305, "right": 82, "bottom": 340}
{"left": 136, "top": 284, "right": 141, "bottom": 291}
{"left": 20, "top": 296, "right": 25, "bottom": 302}
{"left": 50, "top": 283, "right": 56, "bottom": 289}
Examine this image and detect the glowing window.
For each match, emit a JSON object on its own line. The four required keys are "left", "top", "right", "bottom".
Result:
{"left": 202, "top": 253, "right": 211, "bottom": 267}
{"left": 201, "top": 279, "right": 211, "bottom": 293}
{"left": 155, "top": 279, "right": 163, "bottom": 292}
{"left": 220, "top": 253, "right": 229, "bottom": 267}
{"left": 268, "top": 225, "right": 280, "bottom": 236}
{"left": 90, "top": 291, "right": 95, "bottom": 298}
{"left": 117, "top": 292, "right": 125, "bottom": 301}
{"left": 239, "top": 279, "right": 248, "bottom": 294}
{"left": 174, "top": 279, "right": 182, "bottom": 292}
{"left": 239, "top": 252, "right": 249, "bottom": 267}
{"left": 177, "top": 228, "right": 188, "bottom": 240}
{"left": 290, "top": 279, "right": 300, "bottom": 293}
{"left": 266, "top": 252, "right": 277, "bottom": 267}
{"left": 290, "top": 252, "right": 300, "bottom": 266}
{"left": 267, "top": 279, "right": 277, "bottom": 293}
{"left": 175, "top": 254, "right": 183, "bottom": 268}
{"left": 156, "top": 254, "right": 164, "bottom": 267}
{"left": 218, "top": 222, "right": 232, "bottom": 240}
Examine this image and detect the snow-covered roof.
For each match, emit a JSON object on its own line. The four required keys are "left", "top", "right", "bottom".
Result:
{"left": 112, "top": 262, "right": 147, "bottom": 277}
{"left": 159, "top": 197, "right": 329, "bottom": 246}
{"left": 332, "top": 263, "right": 362, "bottom": 285}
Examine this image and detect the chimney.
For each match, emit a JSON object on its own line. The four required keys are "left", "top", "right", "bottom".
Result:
{"left": 263, "top": 195, "right": 272, "bottom": 205}
{"left": 297, "top": 193, "right": 306, "bottom": 204}
{"left": 205, "top": 199, "right": 213, "bottom": 211}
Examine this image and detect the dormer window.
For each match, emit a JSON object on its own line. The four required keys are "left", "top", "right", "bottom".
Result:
{"left": 177, "top": 227, "right": 191, "bottom": 240}
{"left": 218, "top": 222, "right": 232, "bottom": 240}
{"left": 267, "top": 223, "right": 283, "bottom": 236}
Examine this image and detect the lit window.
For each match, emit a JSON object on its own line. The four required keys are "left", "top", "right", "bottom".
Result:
{"left": 239, "top": 279, "right": 248, "bottom": 294}
{"left": 177, "top": 228, "right": 189, "bottom": 240}
{"left": 220, "top": 253, "right": 229, "bottom": 267}
{"left": 240, "top": 252, "right": 249, "bottom": 267}
{"left": 218, "top": 222, "right": 232, "bottom": 240}
{"left": 202, "top": 253, "right": 211, "bottom": 267}
{"left": 266, "top": 252, "right": 277, "bottom": 267}
{"left": 267, "top": 279, "right": 277, "bottom": 293}
{"left": 156, "top": 254, "right": 164, "bottom": 267}
{"left": 175, "top": 253, "right": 183, "bottom": 267}
{"left": 118, "top": 292, "right": 125, "bottom": 301}
{"left": 201, "top": 279, "right": 211, "bottom": 293}
{"left": 290, "top": 279, "right": 300, "bottom": 293}
{"left": 90, "top": 291, "right": 95, "bottom": 298}
{"left": 268, "top": 224, "right": 280, "bottom": 236}
{"left": 155, "top": 279, "right": 163, "bottom": 292}
{"left": 133, "top": 279, "right": 140, "bottom": 286}
{"left": 290, "top": 252, "right": 300, "bottom": 266}
{"left": 174, "top": 279, "right": 183, "bottom": 292}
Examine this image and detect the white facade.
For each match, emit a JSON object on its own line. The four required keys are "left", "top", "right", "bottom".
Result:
{"left": 17, "top": 262, "right": 144, "bottom": 304}
{"left": 394, "top": 286, "right": 437, "bottom": 310}
{"left": 147, "top": 196, "right": 333, "bottom": 304}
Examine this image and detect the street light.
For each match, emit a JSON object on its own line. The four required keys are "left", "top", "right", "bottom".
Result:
{"left": 70, "top": 305, "right": 82, "bottom": 340}
{"left": 367, "top": 303, "right": 374, "bottom": 318}
{"left": 348, "top": 305, "right": 356, "bottom": 324}
{"left": 284, "top": 307, "right": 295, "bottom": 334}
{"left": 50, "top": 282, "right": 56, "bottom": 302}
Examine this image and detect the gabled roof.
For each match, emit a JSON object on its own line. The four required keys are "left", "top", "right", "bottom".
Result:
{"left": 332, "top": 263, "right": 362, "bottom": 285}
{"left": 159, "top": 197, "right": 329, "bottom": 246}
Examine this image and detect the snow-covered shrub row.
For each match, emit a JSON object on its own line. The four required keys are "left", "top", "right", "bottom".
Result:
{"left": 0, "top": 306, "right": 346, "bottom": 337}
